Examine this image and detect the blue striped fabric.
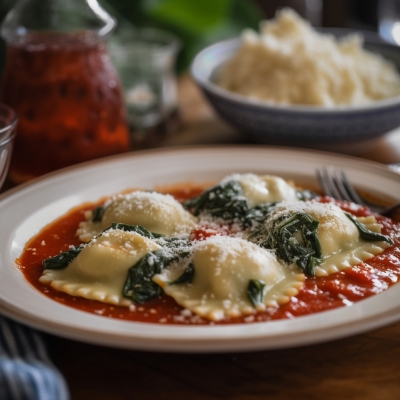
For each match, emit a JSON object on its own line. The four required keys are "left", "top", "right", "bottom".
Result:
{"left": 0, "top": 316, "right": 69, "bottom": 400}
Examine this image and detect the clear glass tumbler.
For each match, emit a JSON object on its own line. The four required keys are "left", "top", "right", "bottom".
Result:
{"left": 0, "top": 104, "right": 18, "bottom": 190}
{"left": 110, "top": 28, "right": 180, "bottom": 148}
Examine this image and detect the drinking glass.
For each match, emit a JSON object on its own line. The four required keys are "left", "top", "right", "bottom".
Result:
{"left": 0, "top": 104, "right": 18, "bottom": 190}
{"left": 110, "top": 28, "right": 180, "bottom": 148}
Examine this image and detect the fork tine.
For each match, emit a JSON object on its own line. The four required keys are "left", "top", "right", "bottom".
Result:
{"left": 317, "top": 166, "right": 396, "bottom": 215}
{"left": 339, "top": 169, "right": 366, "bottom": 206}
{"left": 331, "top": 169, "right": 354, "bottom": 203}
{"left": 319, "top": 167, "right": 342, "bottom": 199}
{"left": 316, "top": 168, "right": 332, "bottom": 197}
{"left": 317, "top": 167, "right": 362, "bottom": 203}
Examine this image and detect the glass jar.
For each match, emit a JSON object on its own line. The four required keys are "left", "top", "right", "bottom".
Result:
{"left": 0, "top": 0, "right": 130, "bottom": 183}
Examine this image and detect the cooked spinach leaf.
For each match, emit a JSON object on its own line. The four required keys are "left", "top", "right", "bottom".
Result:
{"left": 184, "top": 179, "right": 319, "bottom": 228}
{"left": 123, "top": 250, "right": 170, "bottom": 303}
{"left": 244, "top": 203, "right": 276, "bottom": 225}
{"left": 121, "top": 225, "right": 192, "bottom": 303}
{"left": 91, "top": 205, "right": 106, "bottom": 222}
{"left": 183, "top": 180, "right": 248, "bottom": 221}
{"left": 42, "top": 244, "right": 85, "bottom": 270}
{"left": 247, "top": 279, "right": 266, "bottom": 307}
{"left": 123, "top": 248, "right": 192, "bottom": 303}
{"left": 296, "top": 189, "right": 318, "bottom": 201}
{"left": 111, "top": 222, "right": 162, "bottom": 239}
{"left": 251, "top": 211, "right": 323, "bottom": 276}
{"left": 345, "top": 213, "right": 393, "bottom": 244}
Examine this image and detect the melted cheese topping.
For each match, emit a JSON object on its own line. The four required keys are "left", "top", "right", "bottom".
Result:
{"left": 221, "top": 173, "right": 298, "bottom": 207}
{"left": 77, "top": 191, "right": 197, "bottom": 242}
{"left": 153, "top": 236, "right": 304, "bottom": 321}
{"left": 40, "top": 229, "right": 160, "bottom": 305}
{"left": 269, "top": 201, "right": 390, "bottom": 276}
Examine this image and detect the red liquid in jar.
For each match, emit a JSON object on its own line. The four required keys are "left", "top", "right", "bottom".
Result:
{"left": 0, "top": 32, "right": 130, "bottom": 182}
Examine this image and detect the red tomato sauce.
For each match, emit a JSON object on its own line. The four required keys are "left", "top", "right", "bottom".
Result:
{"left": 16, "top": 189, "right": 400, "bottom": 325}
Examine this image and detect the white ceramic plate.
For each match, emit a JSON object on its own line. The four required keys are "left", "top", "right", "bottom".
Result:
{"left": 1, "top": 146, "right": 400, "bottom": 353}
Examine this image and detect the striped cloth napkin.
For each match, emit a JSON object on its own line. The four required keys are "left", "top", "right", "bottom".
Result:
{"left": 0, "top": 315, "right": 69, "bottom": 400}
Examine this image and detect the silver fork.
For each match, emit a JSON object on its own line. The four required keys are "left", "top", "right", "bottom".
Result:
{"left": 316, "top": 167, "right": 400, "bottom": 217}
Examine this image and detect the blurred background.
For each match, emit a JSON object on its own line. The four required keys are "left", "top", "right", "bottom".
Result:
{"left": 0, "top": 0, "right": 390, "bottom": 166}
{"left": 0, "top": 0, "right": 382, "bottom": 77}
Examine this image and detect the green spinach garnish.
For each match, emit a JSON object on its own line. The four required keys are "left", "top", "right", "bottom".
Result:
{"left": 296, "top": 189, "right": 318, "bottom": 201}
{"left": 111, "top": 222, "right": 162, "bottom": 239}
{"left": 247, "top": 279, "right": 266, "bottom": 307}
{"left": 250, "top": 211, "right": 323, "bottom": 276}
{"left": 244, "top": 203, "right": 277, "bottom": 225}
{"left": 183, "top": 180, "right": 248, "bottom": 221}
{"left": 122, "top": 229, "right": 192, "bottom": 304}
{"left": 184, "top": 180, "right": 318, "bottom": 228}
{"left": 91, "top": 205, "right": 106, "bottom": 222}
{"left": 345, "top": 213, "right": 393, "bottom": 244}
{"left": 123, "top": 250, "right": 171, "bottom": 303}
{"left": 42, "top": 244, "right": 85, "bottom": 270}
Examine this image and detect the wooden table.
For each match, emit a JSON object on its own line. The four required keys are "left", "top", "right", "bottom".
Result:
{"left": 13, "top": 77, "right": 400, "bottom": 399}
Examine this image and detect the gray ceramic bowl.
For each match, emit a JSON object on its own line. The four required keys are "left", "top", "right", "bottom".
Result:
{"left": 191, "top": 29, "right": 400, "bottom": 151}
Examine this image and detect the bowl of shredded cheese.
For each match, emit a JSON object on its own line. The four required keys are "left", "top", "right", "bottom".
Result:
{"left": 191, "top": 8, "right": 400, "bottom": 152}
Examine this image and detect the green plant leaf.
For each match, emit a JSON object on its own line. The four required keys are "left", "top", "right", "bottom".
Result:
{"left": 111, "top": 222, "right": 163, "bottom": 239}
{"left": 345, "top": 213, "right": 393, "bottom": 244}
{"left": 183, "top": 180, "right": 248, "bottom": 221}
{"left": 296, "top": 189, "right": 318, "bottom": 201}
{"left": 91, "top": 205, "right": 106, "bottom": 222}
{"left": 247, "top": 279, "right": 265, "bottom": 307}
{"left": 146, "top": 0, "right": 232, "bottom": 34}
{"left": 120, "top": 223, "right": 192, "bottom": 303}
{"left": 123, "top": 250, "right": 168, "bottom": 303}
{"left": 244, "top": 203, "right": 277, "bottom": 224}
{"left": 250, "top": 211, "right": 323, "bottom": 276}
{"left": 101, "top": 0, "right": 263, "bottom": 72}
{"left": 42, "top": 244, "right": 85, "bottom": 270}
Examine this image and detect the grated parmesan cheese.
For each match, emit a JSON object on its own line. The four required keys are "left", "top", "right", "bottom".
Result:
{"left": 77, "top": 190, "right": 197, "bottom": 242}
{"left": 217, "top": 8, "right": 400, "bottom": 106}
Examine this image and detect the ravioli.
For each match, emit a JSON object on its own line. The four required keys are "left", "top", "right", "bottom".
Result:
{"left": 221, "top": 173, "right": 298, "bottom": 207}
{"left": 265, "top": 201, "right": 390, "bottom": 276}
{"left": 40, "top": 229, "right": 160, "bottom": 305}
{"left": 37, "top": 173, "right": 395, "bottom": 323}
{"left": 153, "top": 236, "right": 304, "bottom": 321}
{"left": 77, "top": 191, "right": 197, "bottom": 242}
